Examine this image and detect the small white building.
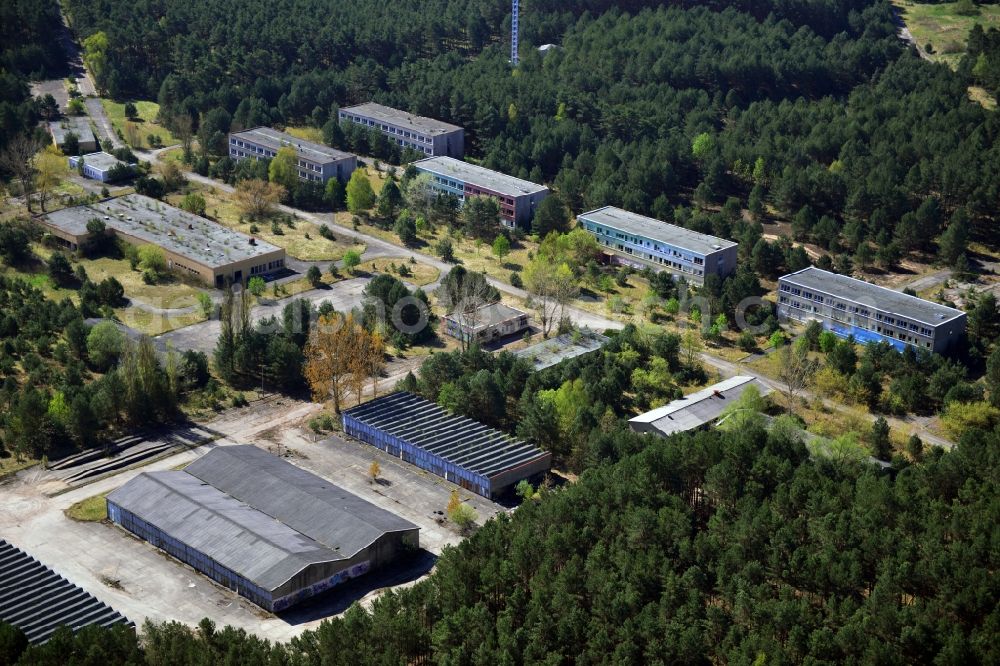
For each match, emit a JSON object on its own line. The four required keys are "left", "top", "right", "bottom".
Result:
{"left": 68, "top": 152, "right": 133, "bottom": 183}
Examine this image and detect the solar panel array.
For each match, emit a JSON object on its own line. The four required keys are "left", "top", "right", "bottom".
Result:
{"left": 0, "top": 539, "right": 131, "bottom": 644}
{"left": 343, "top": 392, "right": 549, "bottom": 480}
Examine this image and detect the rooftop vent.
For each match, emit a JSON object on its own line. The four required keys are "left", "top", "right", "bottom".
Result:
{"left": 712, "top": 244, "right": 722, "bottom": 250}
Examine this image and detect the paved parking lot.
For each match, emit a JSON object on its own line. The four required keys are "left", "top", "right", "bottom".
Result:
{"left": 0, "top": 403, "right": 504, "bottom": 641}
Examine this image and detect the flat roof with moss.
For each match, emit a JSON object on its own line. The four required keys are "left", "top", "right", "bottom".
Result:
{"left": 42, "top": 194, "right": 284, "bottom": 269}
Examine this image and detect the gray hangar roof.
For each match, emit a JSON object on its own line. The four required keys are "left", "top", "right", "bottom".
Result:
{"left": 0, "top": 539, "right": 131, "bottom": 644}
{"left": 629, "top": 376, "right": 771, "bottom": 437}
{"left": 343, "top": 392, "right": 551, "bottom": 480}
{"left": 107, "top": 446, "right": 417, "bottom": 593}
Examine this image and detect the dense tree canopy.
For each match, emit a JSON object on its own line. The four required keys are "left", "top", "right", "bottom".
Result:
{"left": 4, "top": 418, "right": 997, "bottom": 664}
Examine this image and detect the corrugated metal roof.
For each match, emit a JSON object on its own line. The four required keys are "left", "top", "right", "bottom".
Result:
{"left": 629, "top": 376, "right": 771, "bottom": 436}
{"left": 107, "top": 446, "right": 418, "bottom": 593}
{"left": 343, "top": 392, "right": 551, "bottom": 479}
{"left": 0, "top": 539, "right": 131, "bottom": 644}
{"left": 184, "top": 446, "right": 417, "bottom": 554}
{"left": 107, "top": 471, "right": 343, "bottom": 592}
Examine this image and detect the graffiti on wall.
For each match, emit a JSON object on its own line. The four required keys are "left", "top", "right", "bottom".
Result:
{"left": 272, "top": 560, "right": 372, "bottom": 612}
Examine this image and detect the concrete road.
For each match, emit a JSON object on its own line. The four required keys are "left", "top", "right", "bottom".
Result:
{"left": 85, "top": 97, "right": 121, "bottom": 148}
{"left": 156, "top": 277, "right": 370, "bottom": 353}
{"left": 904, "top": 269, "right": 952, "bottom": 295}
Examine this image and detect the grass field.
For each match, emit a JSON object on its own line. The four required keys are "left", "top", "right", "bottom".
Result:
{"left": 65, "top": 493, "right": 108, "bottom": 521}
{"left": 4, "top": 243, "right": 209, "bottom": 335}
{"left": 284, "top": 125, "right": 325, "bottom": 143}
{"left": 100, "top": 99, "right": 179, "bottom": 149}
{"left": 357, "top": 257, "right": 441, "bottom": 287}
{"left": 166, "top": 184, "right": 366, "bottom": 261}
{"left": 893, "top": 0, "right": 1000, "bottom": 68}
{"left": 0, "top": 454, "right": 40, "bottom": 479}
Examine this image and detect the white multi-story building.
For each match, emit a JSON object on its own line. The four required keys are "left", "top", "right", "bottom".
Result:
{"left": 777, "top": 267, "right": 966, "bottom": 355}
{"left": 577, "top": 206, "right": 738, "bottom": 285}
{"left": 339, "top": 103, "right": 464, "bottom": 158}
{"left": 228, "top": 127, "right": 356, "bottom": 184}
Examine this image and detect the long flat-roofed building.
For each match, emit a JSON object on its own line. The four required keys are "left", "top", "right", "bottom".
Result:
{"left": 228, "top": 127, "right": 356, "bottom": 184}
{"left": 343, "top": 392, "right": 552, "bottom": 499}
{"left": 107, "top": 446, "right": 418, "bottom": 612}
{"left": 578, "top": 206, "right": 738, "bottom": 284}
{"left": 0, "top": 539, "right": 132, "bottom": 644}
{"left": 777, "top": 266, "right": 967, "bottom": 354}
{"left": 339, "top": 103, "right": 464, "bottom": 158}
{"left": 48, "top": 116, "right": 97, "bottom": 154}
{"left": 629, "top": 376, "right": 771, "bottom": 437}
{"left": 39, "top": 194, "right": 285, "bottom": 287}
{"left": 413, "top": 156, "right": 549, "bottom": 229}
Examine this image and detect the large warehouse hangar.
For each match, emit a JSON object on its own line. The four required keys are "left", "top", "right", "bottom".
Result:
{"left": 107, "top": 446, "right": 418, "bottom": 612}
{"left": 342, "top": 392, "right": 552, "bottom": 499}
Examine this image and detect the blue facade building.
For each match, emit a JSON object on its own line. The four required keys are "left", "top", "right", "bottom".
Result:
{"left": 343, "top": 392, "right": 551, "bottom": 499}
{"left": 68, "top": 152, "right": 133, "bottom": 183}
{"left": 777, "top": 267, "right": 966, "bottom": 355}
{"left": 577, "top": 206, "right": 738, "bottom": 284}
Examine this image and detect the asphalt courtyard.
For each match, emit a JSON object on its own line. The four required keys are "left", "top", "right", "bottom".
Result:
{"left": 0, "top": 401, "right": 503, "bottom": 641}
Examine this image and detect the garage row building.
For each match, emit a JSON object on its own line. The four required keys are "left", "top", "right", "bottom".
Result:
{"left": 107, "top": 446, "right": 418, "bottom": 612}
{"left": 228, "top": 127, "right": 357, "bottom": 184}
{"left": 38, "top": 194, "right": 286, "bottom": 287}
{"left": 343, "top": 392, "right": 552, "bottom": 499}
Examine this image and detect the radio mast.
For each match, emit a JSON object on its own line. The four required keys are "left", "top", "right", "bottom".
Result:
{"left": 511, "top": 0, "right": 520, "bottom": 65}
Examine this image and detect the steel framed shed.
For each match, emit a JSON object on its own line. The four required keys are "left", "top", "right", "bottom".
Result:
{"left": 107, "top": 446, "right": 418, "bottom": 612}
{"left": 342, "top": 392, "right": 552, "bottom": 498}
{"left": 0, "top": 539, "right": 131, "bottom": 644}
